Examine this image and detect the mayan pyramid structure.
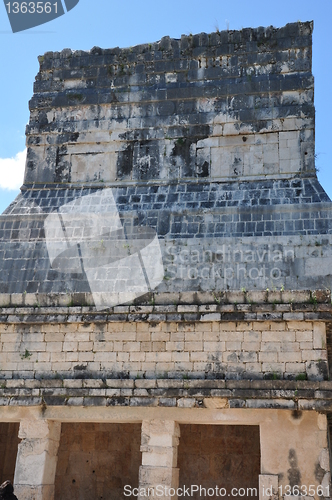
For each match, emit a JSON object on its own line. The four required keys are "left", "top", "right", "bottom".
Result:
{"left": 0, "top": 20, "right": 331, "bottom": 500}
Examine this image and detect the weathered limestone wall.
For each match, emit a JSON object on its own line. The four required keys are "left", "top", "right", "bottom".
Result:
{"left": 0, "top": 20, "right": 331, "bottom": 500}
{"left": 0, "top": 318, "right": 327, "bottom": 381}
{"left": 260, "top": 411, "right": 330, "bottom": 494}
{"left": 178, "top": 424, "right": 260, "bottom": 499}
{"left": 1, "top": 215, "right": 332, "bottom": 294}
{"left": 1, "top": 22, "right": 331, "bottom": 296}
{"left": 54, "top": 423, "right": 141, "bottom": 500}
{"left": 26, "top": 23, "right": 314, "bottom": 185}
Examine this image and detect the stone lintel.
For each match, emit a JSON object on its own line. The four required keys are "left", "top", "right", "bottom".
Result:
{"left": 0, "top": 380, "right": 330, "bottom": 410}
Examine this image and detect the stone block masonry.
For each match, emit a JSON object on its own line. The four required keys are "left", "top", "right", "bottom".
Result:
{"left": 26, "top": 22, "right": 315, "bottom": 185}
{"left": 0, "top": 21, "right": 331, "bottom": 500}
{"left": 1, "top": 188, "right": 331, "bottom": 294}
{"left": 139, "top": 420, "right": 180, "bottom": 500}
{"left": 0, "top": 297, "right": 328, "bottom": 382}
{"left": 0, "top": 21, "right": 331, "bottom": 297}
{"left": 14, "top": 418, "right": 61, "bottom": 500}
{"left": 2, "top": 408, "right": 329, "bottom": 500}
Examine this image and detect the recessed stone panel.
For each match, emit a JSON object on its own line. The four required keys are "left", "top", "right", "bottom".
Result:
{"left": 178, "top": 424, "right": 260, "bottom": 500}
{"left": 55, "top": 423, "right": 142, "bottom": 500}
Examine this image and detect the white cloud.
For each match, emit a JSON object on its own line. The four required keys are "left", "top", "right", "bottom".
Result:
{"left": 0, "top": 149, "right": 26, "bottom": 190}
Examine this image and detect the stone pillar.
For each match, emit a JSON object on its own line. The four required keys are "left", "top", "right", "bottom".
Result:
{"left": 260, "top": 412, "right": 331, "bottom": 496}
{"left": 139, "top": 420, "right": 180, "bottom": 500}
{"left": 14, "top": 419, "right": 61, "bottom": 500}
{"left": 259, "top": 475, "right": 278, "bottom": 500}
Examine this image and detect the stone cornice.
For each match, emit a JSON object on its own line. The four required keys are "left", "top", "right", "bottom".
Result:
{"left": 0, "top": 379, "right": 330, "bottom": 411}
{"left": 0, "top": 290, "right": 330, "bottom": 323}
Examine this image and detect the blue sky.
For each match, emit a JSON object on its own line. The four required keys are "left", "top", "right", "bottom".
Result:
{"left": 0, "top": 0, "right": 331, "bottom": 213}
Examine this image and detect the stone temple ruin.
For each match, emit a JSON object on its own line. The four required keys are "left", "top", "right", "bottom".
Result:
{"left": 0, "top": 20, "right": 331, "bottom": 500}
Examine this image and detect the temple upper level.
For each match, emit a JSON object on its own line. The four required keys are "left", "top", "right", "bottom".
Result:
{"left": 25, "top": 21, "right": 315, "bottom": 187}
